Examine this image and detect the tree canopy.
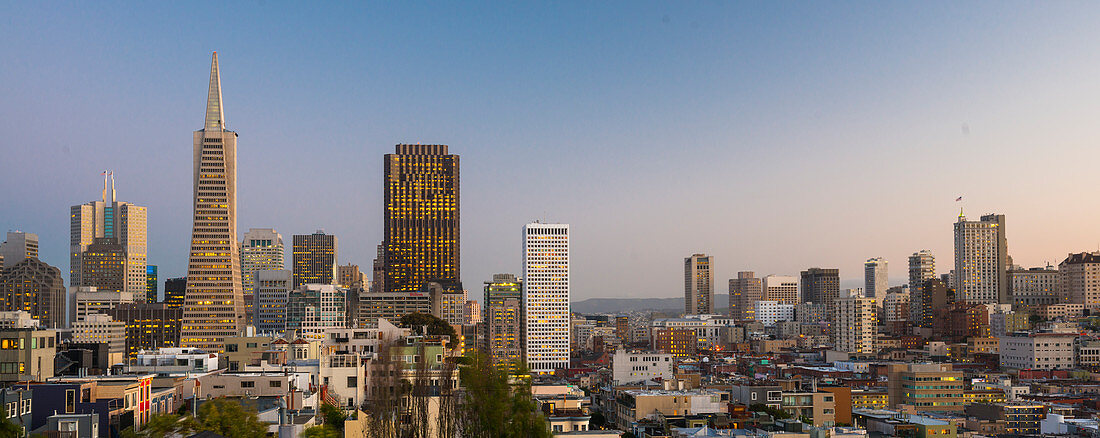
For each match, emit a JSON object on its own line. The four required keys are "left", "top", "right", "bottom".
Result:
{"left": 399, "top": 312, "right": 457, "bottom": 338}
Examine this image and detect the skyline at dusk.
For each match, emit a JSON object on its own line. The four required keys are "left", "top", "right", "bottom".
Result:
{"left": 6, "top": 3, "right": 1100, "bottom": 300}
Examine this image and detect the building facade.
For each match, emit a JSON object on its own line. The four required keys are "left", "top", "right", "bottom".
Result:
{"left": 1060, "top": 252, "right": 1100, "bottom": 310}
{"left": 0, "top": 231, "right": 38, "bottom": 270}
{"left": 484, "top": 274, "right": 523, "bottom": 369}
{"left": 107, "top": 302, "right": 183, "bottom": 358}
{"left": 833, "top": 292, "right": 878, "bottom": 355}
{"left": 684, "top": 254, "right": 713, "bottom": 315}
{"left": 0, "top": 258, "right": 65, "bottom": 328}
{"left": 729, "top": 271, "right": 763, "bottom": 322}
{"left": 523, "top": 223, "right": 570, "bottom": 374}
{"left": 954, "top": 214, "right": 1009, "bottom": 305}
{"left": 864, "top": 258, "right": 888, "bottom": 302}
{"left": 70, "top": 175, "right": 147, "bottom": 301}
{"left": 907, "top": 250, "right": 936, "bottom": 330}
{"left": 241, "top": 228, "right": 284, "bottom": 302}
{"left": 255, "top": 269, "right": 292, "bottom": 334}
{"left": 801, "top": 268, "right": 839, "bottom": 312}
{"left": 753, "top": 301, "right": 795, "bottom": 327}
{"left": 1008, "top": 266, "right": 1060, "bottom": 308}
{"left": 293, "top": 231, "right": 337, "bottom": 288}
{"left": 762, "top": 275, "right": 799, "bottom": 305}
{"left": 286, "top": 284, "right": 347, "bottom": 339}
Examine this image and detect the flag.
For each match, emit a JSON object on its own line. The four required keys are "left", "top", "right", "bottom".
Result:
{"left": 955, "top": 196, "right": 962, "bottom": 202}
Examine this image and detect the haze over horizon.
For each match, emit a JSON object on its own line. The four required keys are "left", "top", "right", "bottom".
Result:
{"left": 4, "top": 2, "right": 1100, "bottom": 301}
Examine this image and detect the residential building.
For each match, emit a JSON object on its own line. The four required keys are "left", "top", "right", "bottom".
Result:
{"left": 731, "top": 385, "right": 784, "bottom": 409}
{"left": 611, "top": 350, "right": 673, "bottom": 384}
{"left": 0, "top": 311, "right": 38, "bottom": 329}
{"left": 163, "top": 277, "right": 185, "bottom": 308}
{"left": 780, "top": 392, "right": 837, "bottom": 427}
{"left": 886, "top": 363, "right": 964, "bottom": 412}
{"left": 255, "top": 269, "right": 292, "bottom": 334}
{"left": 965, "top": 402, "right": 1046, "bottom": 435}
{"left": 612, "top": 389, "right": 727, "bottom": 430}
{"left": 286, "top": 284, "right": 347, "bottom": 339}
{"left": 795, "top": 302, "right": 828, "bottom": 324}
{"left": 914, "top": 278, "right": 953, "bottom": 335}
{"left": 127, "top": 347, "right": 219, "bottom": 374}
{"left": 428, "top": 282, "right": 465, "bottom": 326}
{"left": 990, "top": 310, "right": 1030, "bottom": 337}
{"left": 241, "top": 228, "right": 284, "bottom": 325}
{"left": 684, "top": 254, "right": 713, "bottom": 315}
{"left": 907, "top": 250, "right": 936, "bottom": 331}
{"left": 0, "top": 231, "right": 38, "bottom": 270}
{"left": 21, "top": 375, "right": 156, "bottom": 437}
{"left": 999, "top": 331, "right": 1076, "bottom": 370}
{"left": 107, "top": 303, "right": 182, "bottom": 358}
{"left": 728, "top": 271, "right": 762, "bottom": 322}
{"left": 652, "top": 327, "right": 696, "bottom": 358}
{"left": 954, "top": 213, "right": 1010, "bottom": 304}
{"left": 382, "top": 144, "right": 461, "bottom": 294}
{"left": 754, "top": 301, "right": 795, "bottom": 327}
{"left": 762, "top": 275, "right": 799, "bottom": 305}
{"left": 337, "top": 263, "right": 364, "bottom": 289}
{"left": 523, "top": 223, "right": 570, "bottom": 374}
{"left": 882, "top": 287, "right": 910, "bottom": 336}
{"left": 292, "top": 231, "right": 337, "bottom": 288}
{"left": 70, "top": 175, "right": 147, "bottom": 301}
{"left": 1060, "top": 252, "right": 1100, "bottom": 311}
{"left": 864, "top": 258, "right": 888, "bottom": 302}
{"left": 181, "top": 52, "right": 247, "bottom": 351}
{"left": 0, "top": 387, "right": 33, "bottom": 435}
{"left": 1009, "top": 266, "right": 1061, "bottom": 308}
{"left": 833, "top": 291, "right": 877, "bottom": 355}
{"left": 0, "top": 327, "right": 56, "bottom": 382}
{"left": 0, "top": 258, "right": 65, "bottom": 328}
{"left": 484, "top": 273, "right": 523, "bottom": 369}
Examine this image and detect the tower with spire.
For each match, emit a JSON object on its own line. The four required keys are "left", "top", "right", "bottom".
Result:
{"left": 180, "top": 52, "right": 246, "bottom": 351}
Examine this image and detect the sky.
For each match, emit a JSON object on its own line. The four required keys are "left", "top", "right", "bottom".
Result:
{"left": 3, "top": 2, "right": 1100, "bottom": 301}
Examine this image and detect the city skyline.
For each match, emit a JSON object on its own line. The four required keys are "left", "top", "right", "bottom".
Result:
{"left": 6, "top": 4, "right": 1100, "bottom": 300}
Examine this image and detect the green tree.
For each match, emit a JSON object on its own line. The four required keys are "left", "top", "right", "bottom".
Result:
{"left": 129, "top": 399, "right": 266, "bottom": 438}
{"left": 302, "top": 425, "right": 342, "bottom": 438}
{"left": 0, "top": 408, "right": 22, "bottom": 438}
{"left": 399, "top": 313, "right": 457, "bottom": 338}
{"left": 319, "top": 404, "right": 347, "bottom": 431}
{"left": 458, "top": 354, "right": 551, "bottom": 438}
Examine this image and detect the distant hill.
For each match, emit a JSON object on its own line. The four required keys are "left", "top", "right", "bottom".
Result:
{"left": 571, "top": 293, "right": 729, "bottom": 314}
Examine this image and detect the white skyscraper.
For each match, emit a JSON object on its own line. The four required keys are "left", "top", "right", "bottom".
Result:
{"left": 864, "top": 257, "right": 888, "bottom": 302}
{"left": 70, "top": 174, "right": 148, "bottom": 300}
{"left": 241, "top": 228, "right": 285, "bottom": 296}
{"left": 523, "top": 223, "right": 570, "bottom": 374}
{"left": 954, "top": 214, "right": 1009, "bottom": 304}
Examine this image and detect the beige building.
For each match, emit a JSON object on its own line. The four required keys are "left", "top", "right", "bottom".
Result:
{"left": 336, "top": 264, "right": 364, "bottom": 289}
{"left": 222, "top": 334, "right": 274, "bottom": 371}
{"left": 613, "top": 389, "right": 728, "bottom": 429}
{"left": 1060, "top": 252, "right": 1100, "bottom": 311}
{"left": 74, "top": 289, "right": 135, "bottom": 321}
{"left": 357, "top": 291, "right": 431, "bottom": 328}
{"left": 954, "top": 214, "right": 1009, "bottom": 305}
{"left": 241, "top": 228, "right": 284, "bottom": 326}
{"left": 1008, "top": 266, "right": 1061, "bottom": 308}
{"left": 763, "top": 275, "right": 799, "bottom": 305}
{"left": 999, "top": 331, "right": 1076, "bottom": 370}
{"left": 72, "top": 313, "right": 127, "bottom": 365}
{"left": 684, "top": 254, "right": 713, "bottom": 315}
{"left": 0, "top": 327, "right": 56, "bottom": 382}
{"left": 780, "top": 392, "right": 837, "bottom": 427}
{"left": 70, "top": 175, "right": 148, "bottom": 302}
{"left": 833, "top": 291, "right": 877, "bottom": 355}
{"left": 887, "top": 363, "right": 964, "bottom": 412}
{"left": 182, "top": 52, "right": 246, "bottom": 351}
{"left": 729, "top": 271, "right": 763, "bottom": 322}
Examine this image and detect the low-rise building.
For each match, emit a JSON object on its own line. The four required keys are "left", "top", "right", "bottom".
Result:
{"left": 612, "top": 389, "right": 728, "bottom": 430}
{"left": 127, "top": 348, "right": 219, "bottom": 375}
{"left": 71, "top": 314, "right": 127, "bottom": 366}
{"left": 965, "top": 402, "right": 1046, "bottom": 435}
{"left": 0, "top": 327, "right": 56, "bottom": 383}
{"left": 999, "top": 331, "right": 1076, "bottom": 370}
{"left": 611, "top": 350, "right": 674, "bottom": 384}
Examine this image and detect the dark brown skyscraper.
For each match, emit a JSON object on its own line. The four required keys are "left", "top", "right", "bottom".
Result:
{"left": 383, "top": 144, "right": 460, "bottom": 293}
{"left": 801, "top": 267, "right": 840, "bottom": 315}
{"left": 292, "top": 231, "right": 337, "bottom": 289}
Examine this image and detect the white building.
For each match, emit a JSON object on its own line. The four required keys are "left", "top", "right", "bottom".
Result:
{"left": 753, "top": 301, "right": 795, "bottom": 327}
{"left": 72, "top": 313, "right": 127, "bottom": 365}
{"left": 128, "top": 347, "right": 220, "bottom": 374}
{"left": 954, "top": 214, "right": 1009, "bottom": 304}
{"left": 833, "top": 290, "right": 877, "bottom": 355}
{"left": 971, "top": 378, "right": 1030, "bottom": 400}
{"left": 864, "top": 258, "right": 888, "bottom": 302}
{"left": 524, "top": 223, "right": 570, "bottom": 374}
{"left": 241, "top": 228, "right": 285, "bottom": 299}
{"left": 650, "top": 315, "right": 733, "bottom": 351}
{"left": 255, "top": 269, "right": 292, "bottom": 334}
{"left": 612, "top": 350, "right": 673, "bottom": 384}
{"left": 70, "top": 174, "right": 148, "bottom": 300}
{"left": 999, "top": 331, "right": 1076, "bottom": 370}
{"left": 73, "top": 288, "right": 135, "bottom": 321}
{"left": 762, "top": 275, "right": 799, "bottom": 305}
{"left": 0, "top": 311, "right": 39, "bottom": 329}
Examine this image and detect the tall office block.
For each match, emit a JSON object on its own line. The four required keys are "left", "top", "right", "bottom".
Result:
{"left": 382, "top": 144, "right": 460, "bottom": 293}
{"left": 286, "top": 284, "right": 347, "bottom": 339}
{"left": 108, "top": 302, "right": 183, "bottom": 358}
{"left": 79, "top": 238, "right": 127, "bottom": 294}
{"left": 429, "top": 282, "right": 466, "bottom": 326}
{"left": 292, "top": 231, "right": 337, "bottom": 288}
{"left": 241, "top": 228, "right": 284, "bottom": 295}
{"left": 684, "top": 254, "right": 713, "bottom": 315}
{"left": 484, "top": 274, "right": 523, "bottom": 368}
{"left": 0, "top": 258, "right": 65, "bottom": 328}
{"left": 801, "top": 268, "right": 839, "bottom": 313}
{"left": 181, "top": 52, "right": 246, "bottom": 351}
{"left": 762, "top": 275, "right": 799, "bottom": 305}
{"left": 833, "top": 289, "right": 877, "bottom": 355}
{"left": 70, "top": 174, "right": 147, "bottom": 300}
{"left": 954, "top": 213, "right": 1010, "bottom": 304}
{"left": 337, "top": 264, "right": 364, "bottom": 289}
{"left": 163, "top": 277, "right": 186, "bottom": 308}
{"left": 146, "top": 265, "right": 157, "bottom": 303}
{"left": 523, "top": 223, "right": 569, "bottom": 374}
{"left": 0, "top": 231, "right": 38, "bottom": 270}
{"left": 908, "top": 250, "right": 936, "bottom": 330}
{"left": 255, "top": 269, "right": 292, "bottom": 334}
{"left": 729, "top": 272, "right": 763, "bottom": 322}
{"left": 864, "top": 258, "right": 888, "bottom": 301}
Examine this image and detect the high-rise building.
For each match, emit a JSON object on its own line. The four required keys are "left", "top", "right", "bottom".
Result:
{"left": 181, "top": 52, "right": 246, "bottom": 351}
{"left": 729, "top": 271, "right": 763, "bottom": 322}
{"left": 337, "top": 264, "right": 364, "bottom": 289}
{"left": 255, "top": 269, "right": 292, "bottom": 334}
{"left": 833, "top": 289, "right": 877, "bottom": 355}
{"left": 464, "top": 300, "right": 481, "bottom": 325}
{"left": 523, "top": 223, "right": 570, "bottom": 374}
{"left": 908, "top": 250, "right": 936, "bottom": 330}
{"left": 1008, "top": 266, "right": 1061, "bottom": 308}
{"left": 163, "top": 277, "right": 186, "bottom": 308}
{"left": 915, "top": 278, "right": 954, "bottom": 336}
{"left": 107, "top": 302, "right": 183, "bottom": 358}
{"left": 146, "top": 265, "right": 157, "bottom": 303}
{"left": 73, "top": 289, "right": 135, "bottom": 321}
{"left": 882, "top": 285, "right": 910, "bottom": 336}
{"left": 0, "top": 258, "right": 65, "bottom": 328}
{"left": 69, "top": 174, "right": 147, "bottom": 300}
{"left": 801, "top": 268, "right": 839, "bottom": 312}
{"left": 753, "top": 301, "right": 795, "bottom": 327}
{"left": 71, "top": 313, "right": 127, "bottom": 364}
{"left": 241, "top": 228, "right": 284, "bottom": 296}
{"left": 762, "top": 275, "right": 799, "bottom": 305}
{"left": 864, "top": 258, "right": 888, "bottom": 301}
{"left": 293, "top": 231, "right": 337, "bottom": 288}
{"left": 1060, "top": 252, "right": 1100, "bottom": 311}
{"left": 356, "top": 291, "right": 431, "bottom": 328}
{"left": 684, "top": 254, "right": 713, "bottom": 315}
{"left": 382, "top": 144, "right": 460, "bottom": 294}
{"left": 484, "top": 274, "right": 523, "bottom": 369}
{"left": 0, "top": 231, "right": 39, "bottom": 270}
{"left": 429, "top": 282, "right": 466, "bottom": 326}
{"left": 79, "top": 238, "right": 127, "bottom": 295}
{"left": 954, "top": 213, "right": 1010, "bottom": 304}
{"left": 286, "top": 284, "right": 347, "bottom": 339}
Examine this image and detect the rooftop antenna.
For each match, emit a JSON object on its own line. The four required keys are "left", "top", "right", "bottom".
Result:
{"left": 109, "top": 171, "right": 116, "bottom": 203}
{"left": 101, "top": 170, "right": 109, "bottom": 203}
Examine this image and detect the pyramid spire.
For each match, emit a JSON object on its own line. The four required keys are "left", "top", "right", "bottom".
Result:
{"left": 204, "top": 52, "right": 225, "bottom": 131}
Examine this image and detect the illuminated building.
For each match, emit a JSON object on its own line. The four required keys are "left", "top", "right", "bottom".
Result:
{"left": 484, "top": 273, "right": 523, "bottom": 369}
{"left": 684, "top": 254, "right": 713, "bottom": 315}
{"left": 255, "top": 269, "right": 291, "bottom": 334}
{"left": 108, "top": 302, "right": 183, "bottom": 358}
{"left": 801, "top": 268, "right": 839, "bottom": 315}
{"left": 886, "top": 363, "right": 964, "bottom": 412}
{"left": 70, "top": 173, "right": 147, "bottom": 302}
{"left": 292, "top": 231, "right": 337, "bottom": 288}
{"left": 523, "top": 223, "right": 570, "bottom": 374}
{"left": 954, "top": 213, "right": 1010, "bottom": 304}
{"left": 762, "top": 275, "right": 799, "bottom": 305}
{"left": 382, "top": 144, "right": 460, "bottom": 294}
{"left": 0, "top": 258, "right": 65, "bottom": 328}
{"left": 832, "top": 289, "right": 877, "bottom": 355}
{"left": 907, "top": 250, "right": 936, "bottom": 328}
{"left": 729, "top": 271, "right": 762, "bottom": 322}
{"left": 652, "top": 327, "right": 696, "bottom": 358}
{"left": 464, "top": 300, "right": 481, "bottom": 325}
{"left": 73, "top": 288, "right": 135, "bottom": 321}
{"left": 286, "top": 284, "right": 347, "bottom": 339}
{"left": 79, "top": 238, "right": 127, "bottom": 294}
{"left": 1008, "top": 266, "right": 1060, "bottom": 308}
{"left": 71, "top": 313, "right": 127, "bottom": 365}
{"left": 163, "top": 277, "right": 185, "bottom": 308}
{"left": 181, "top": 52, "right": 247, "bottom": 351}
{"left": 1059, "top": 252, "right": 1100, "bottom": 310}
{"left": 337, "top": 264, "right": 364, "bottom": 289}
{"left": 146, "top": 265, "right": 157, "bottom": 303}
{"left": 356, "top": 291, "right": 430, "bottom": 327}
{"left": 241, "top": 228, "right": 284, "bottom": 303}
